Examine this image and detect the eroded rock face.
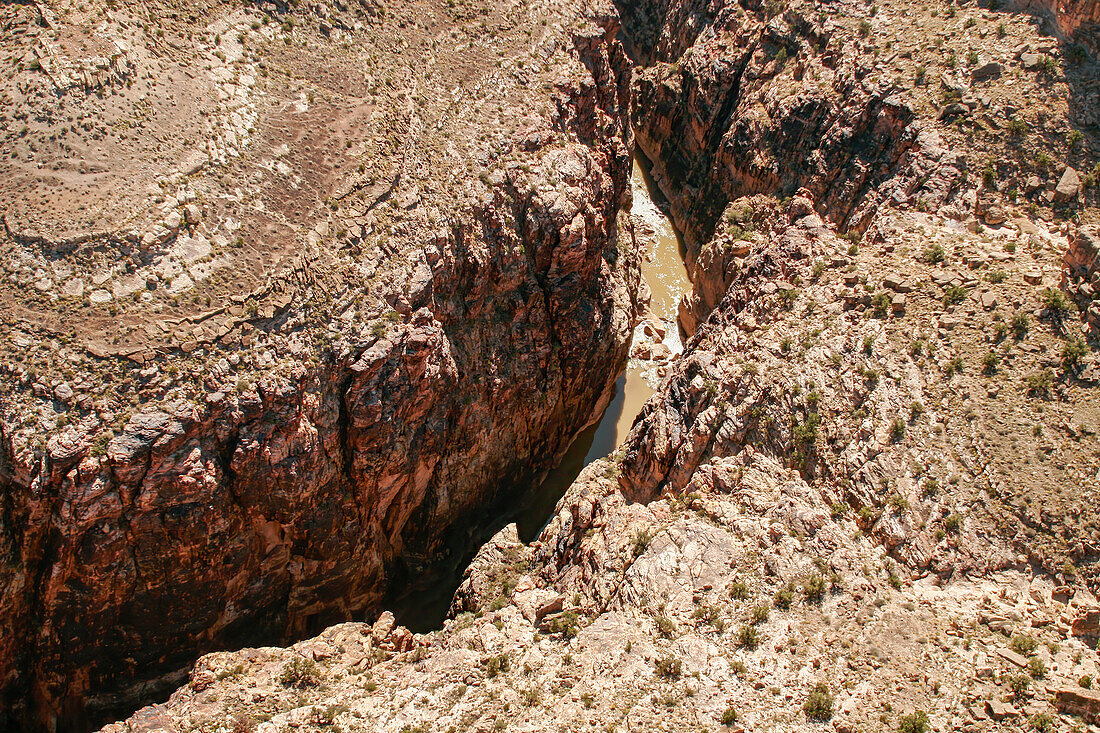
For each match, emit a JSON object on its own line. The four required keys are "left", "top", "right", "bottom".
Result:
{"left": 616, "top": 0, "right": 1099, "bottom": 589}
{"left": 1020, "top": 0, "right": 1100, "bottom": 54}
{"left": 0, "top": 5, "right": 642, "bottom": 731}
{"left": 98, "top": 0, "right": 1100, "bottom": 729}
{"left": 623, "top": 0, "right": 969, "bottom": 335}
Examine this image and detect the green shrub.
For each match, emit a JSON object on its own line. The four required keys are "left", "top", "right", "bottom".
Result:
{"left": 890, "top": 418, "right": 906, "bottom": 442}
{"left": 279, "top": 657, "right": 320, "bottom": 688}
{"left": 655, "top": 614, "right": 676, "bottom": 638}
{"left": 1041, "top": 288, "right": 1073, "bottom": 315}
{"left": 1025, "top": 370, "right": 1054, "bottom": 397}
{"left": 1010, "top": 673, "right": 1031, "bottom": 701}
{"left": 943, "top": 285, "right": 969, "bottom": 306}
{"left": 1010, "top": 634, "right": 1039, "bottom": 656}
{"left": 923, "top": 244, "right": 946, "bottom": 263}
{"left": 1063, "top": 337, "right": 1087, "bottom": 369}
{"left": 774, "top": 588, "right": 794, "bottom": 610}
{"left": 737, "top": 624, "right": 761, "bottom": 649}
{"left": 1028, "top": 656, "right": 1046, "bottom": 679}
{"left": 1030, "top": 713, "right": 1053, "bottom": 732}
{"left": 654, "top": 655, "right": 682, "bottom": 679}
{"left": 486, "top": 653, "right": 510, "bottom": 678}
{"left": 89, "top": 431, "right": 113, "bottom": 457}
{"left": 803, "top": 683, "right": 834, "bottom": 721}
{"left": 1012, "top": 313, "right": 1029, "bottom": 340}
{"left": 545, "top": 610, "right": 580, "bottom": 638}
{"left": 803, "top": 573, "right": 827, "bottom": 601}
{"left": 898, "top": 711, "right": 930, "bottom": 733}
{"left": 632, "top": 528, "right": 655, "bottom": 557}
{"left": 982, "top": 350, "right": 1000, "bottom": 374}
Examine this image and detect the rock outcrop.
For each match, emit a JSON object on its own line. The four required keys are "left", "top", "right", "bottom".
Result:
{"left": 623, "top": 0, "right": 968, "bottom": 334}
{"left": 1065, "top": 227, "right": 1100, "bottom": 332}
{"left": 0, "top": 2, "right": 642, "bottom": 730}
{"left": 617, "top": 0, "right": 1099, "bottom": 588}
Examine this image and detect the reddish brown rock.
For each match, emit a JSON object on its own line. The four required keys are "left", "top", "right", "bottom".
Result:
{"left": 1055, "top": 687, "right": 1100, "bottom": 724}
{"left": 1020, "top": 0, "right": 1100, "bottom": 54}
{"left": 0, "top": 11, "right": 642, "bottom": 733}
{"left": 1072, "top": 609, "right": 1100, "bottom": 642}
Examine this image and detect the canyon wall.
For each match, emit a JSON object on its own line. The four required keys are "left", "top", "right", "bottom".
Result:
{"left": 622, "top": 0, "right": 967, "bottom": 333}
{"left": 0, "top": 12, "right": 641, "bottom": 732}
{"left": 616, "top": 0, "right": 1099, "bottom": 582}
{"left": 1021, "top": 0, "right": 1100, "bottom": 53}
{"left": 99, "top": 0, "right": 1100, "bottom": 730}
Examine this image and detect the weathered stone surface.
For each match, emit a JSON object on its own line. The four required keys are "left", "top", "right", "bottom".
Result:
{"left": 971, "top": 61, "right": 1003, "bottom": 82}
{"left": 996, "top": 647, "right": 1029, "bottom": 667}
{"left": 626, "top": 0, "right": 965, "bottom": 334}
{"left": 1055, "top": 687, "right": 1100, "bottom": 723}
{"left": 1056, "top": 167, "right": 1082, "bottom": 202}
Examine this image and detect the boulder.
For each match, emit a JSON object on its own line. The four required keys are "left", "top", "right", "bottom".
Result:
{"left": 983, "top": 205, "right": 1007, "bottom": 226}
{"left": 1055, "top": 687, "right": 1100, "bottom": 724}
{"left": 972, "top": 61, "right": 1002, "bottom": 82}
{"left": 883, "top": 274, "right": 913, "bottom": 292}
{"left": 1055, "top": 167, "right": 1081, "bottom": 202}
{"left": 985, "top": 700, "right": 1019, "bottom": 720}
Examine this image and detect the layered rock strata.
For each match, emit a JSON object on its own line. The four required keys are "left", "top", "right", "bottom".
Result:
{"left": 0, "top": 1, "right": 642, "bottom": 729}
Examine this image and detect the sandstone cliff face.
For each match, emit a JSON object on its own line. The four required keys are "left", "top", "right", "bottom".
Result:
{"left": 1020, "top": 0, "right": 1100, "bottom": 53}
{"left": 0, "top": 9, "right": 642, "bottom": 732}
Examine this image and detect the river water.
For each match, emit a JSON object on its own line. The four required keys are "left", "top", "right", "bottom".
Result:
{"left": 393, "top": 157, "right": 690, "bottom": 630}
{"left": 514, "top": 156, "right": 689, "bottom": 541}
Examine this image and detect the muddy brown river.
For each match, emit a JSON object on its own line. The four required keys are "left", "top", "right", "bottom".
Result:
{"left": 394, "top": 156, "right": 690, "bottom": 629}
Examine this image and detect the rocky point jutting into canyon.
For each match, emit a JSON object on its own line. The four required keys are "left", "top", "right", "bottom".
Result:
{"left": 3, "top": 0, "right": 1100, "bottom": 731}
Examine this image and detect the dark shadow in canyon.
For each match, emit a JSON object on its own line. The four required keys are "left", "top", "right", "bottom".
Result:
{"left": 389, "top": 370, "right": 634, "bottom": 633}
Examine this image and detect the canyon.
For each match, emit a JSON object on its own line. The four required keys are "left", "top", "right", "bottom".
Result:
{"left": 1, "top": 0, "right": 1100, "bottom": 731}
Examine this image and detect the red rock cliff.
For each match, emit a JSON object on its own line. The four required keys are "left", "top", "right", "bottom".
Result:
{"left": 0, "top": 15, "right": 641, "bottom": 733}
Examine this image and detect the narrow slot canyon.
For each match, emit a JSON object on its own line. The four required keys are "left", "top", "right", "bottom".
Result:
{"left": 390, "top": 153, "right": 692, "bottom": 634}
